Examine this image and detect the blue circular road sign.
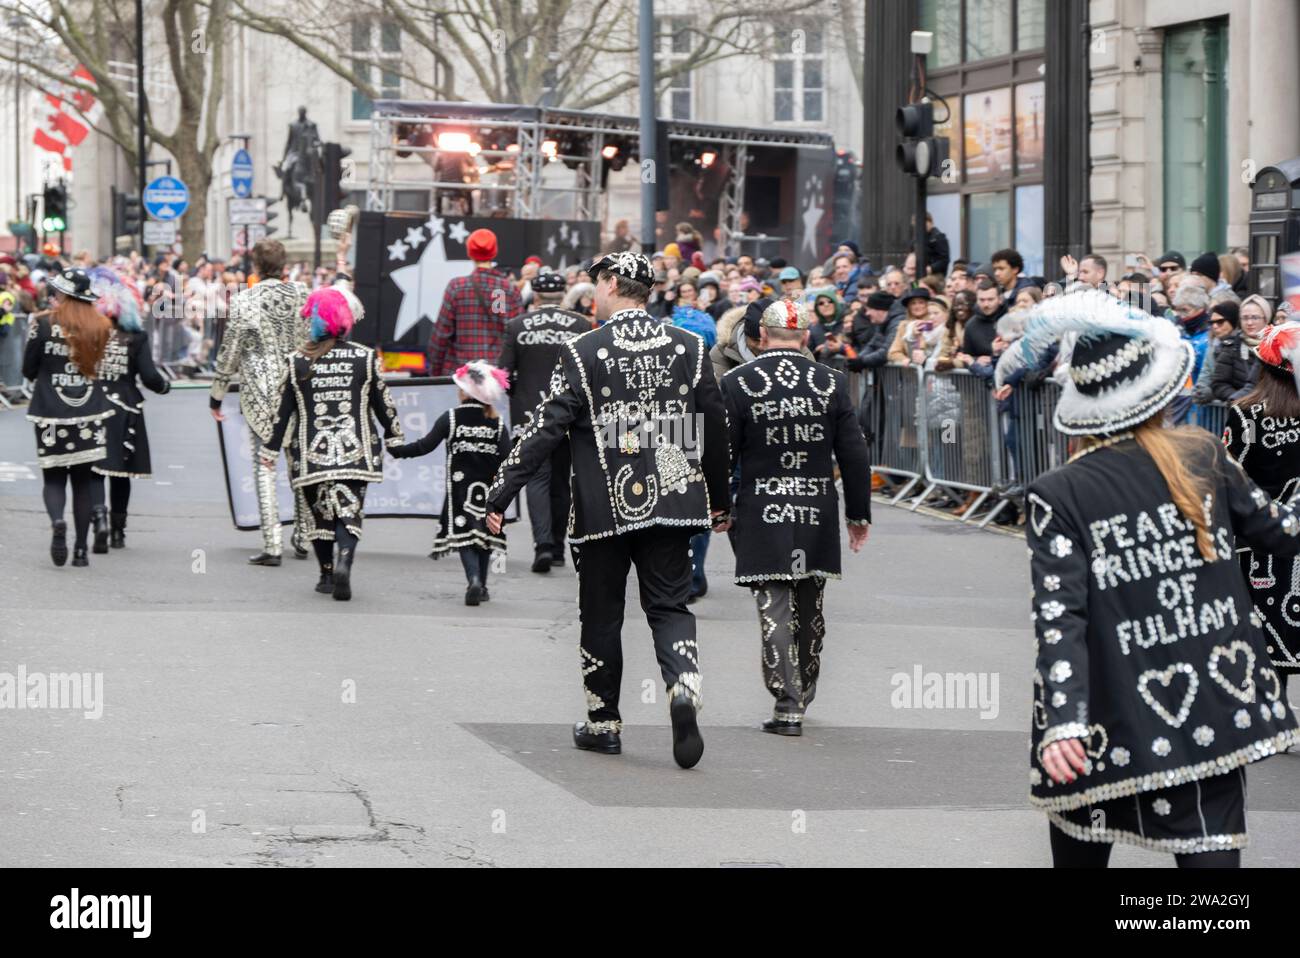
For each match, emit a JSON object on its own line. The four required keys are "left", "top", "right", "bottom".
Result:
{"left": 143, "top": 176, "right": 190, "bottom": 221}
{"left": 231, "top": 149, "right": 254, "bottom": 199}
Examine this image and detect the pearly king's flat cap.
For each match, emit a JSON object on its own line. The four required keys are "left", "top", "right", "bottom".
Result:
{"left": 760, "top": 298, "right": 812, "bottom": 330}
{"left": 531, "top": 270, "right": 566, "bottom": 293}
{"left": 589, "top": 251, "right": 655, "bottom": 287}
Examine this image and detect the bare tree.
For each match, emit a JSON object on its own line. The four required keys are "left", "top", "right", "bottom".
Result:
{"left": 2, "top": 0, "right": 229, "bottom": 255}
{"left": 231, "top": 0, "right": 822, "bottom": 111}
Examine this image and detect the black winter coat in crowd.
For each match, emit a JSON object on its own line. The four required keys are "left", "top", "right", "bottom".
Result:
{"left": 846, "top": 312, "right": 901, "bottom": 371}
{"left": 264, "top": 340, "right": 405, "bottom": 487}
{"left": 720, "top": 348, "right": 871, "bottom": 583}
{"left": 1209, "top": 332, "right": 1260, "bottom": 403}
{"left": 961, "top": 309, "right": 1004, "bottom": 358}
{"left": 487, "top": 307, "right": 731, "bottom": 543}
{"left": 1225, "top": 400, "right": 1300, "bottom": 671}
{"left": 498, "top": 305, "right": 592, "bottom": 436}
{"left": 1025, "top": 435, "right": 1300, "bottom": 814}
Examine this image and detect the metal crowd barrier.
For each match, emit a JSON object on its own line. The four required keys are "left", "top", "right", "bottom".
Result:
{"left": 0, "top": 313, "right": 30, "bottom": 391}
{"left": 855, "top": 364, "right": 1233, "bottom": 528}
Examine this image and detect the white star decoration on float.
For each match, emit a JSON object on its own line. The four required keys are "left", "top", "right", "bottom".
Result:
{"left": 388, "top": 215, "right": 476, "bottom": 340}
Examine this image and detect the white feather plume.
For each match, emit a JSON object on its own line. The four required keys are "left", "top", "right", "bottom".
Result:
{"left": 1017, "top": 288, "right": 1182, "bottom": 368}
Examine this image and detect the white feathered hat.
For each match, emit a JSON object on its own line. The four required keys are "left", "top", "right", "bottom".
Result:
{"left": 1016, "top": 289, "right": 1195, "bottom": 436}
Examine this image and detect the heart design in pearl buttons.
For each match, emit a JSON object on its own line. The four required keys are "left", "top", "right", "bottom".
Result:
{"left": 1207, "top": 642, "right": 1256, "bottom": 704}
{"left": 1137, "top": 664, "right": 1198, "bottom": 728}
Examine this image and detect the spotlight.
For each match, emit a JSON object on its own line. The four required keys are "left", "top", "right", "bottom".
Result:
{"left": 505, "top": 143, "right": 521, "bottom": 153}
{"left": 700, "top": 151, "right": 717, "bottom": 169}
{"left": 437, "top": 131, "right": 474, "bottom": 152}
{"left": 602, "top": 144, "right": 619, "bottom": 160}
{"left": 541, "top": 139, "right": 558, "bottom": 162}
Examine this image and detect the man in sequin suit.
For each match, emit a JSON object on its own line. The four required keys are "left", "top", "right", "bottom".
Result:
{"left": 209, "top": 239, "right": 309, "bottom": 565}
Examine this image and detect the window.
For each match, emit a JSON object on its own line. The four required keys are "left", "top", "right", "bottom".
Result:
{"left": 963, "top": 88, "right": 1012, "bottom": 184}
{"left": 1164, "top": 20, "right": 1228, "bottom": 253}
{"left": 968, "top": 191, "right": 1011, "bottom": 268}
{"left": 919, "top": 0, "right": 1045, "bottom": 68}
{"left": 919, "top": 0, "right": 961, "bottom": 69}
{"left": 658, "top": 17, "right": 693, "bottom": 121}
{"left": 965, "top": 0, "right": 1012, "bottom": 62}
{"left": 351, "top": 19, "right": 401, "bottom": 121}
{"left": 772, "top": 20, "right": 824, "bottom": 124}
{"left": 1014, "top": 185, "right": 1044, "bottom": 276}
{"left": 1017, "top": 0, "right": 1047, "bottom": 51}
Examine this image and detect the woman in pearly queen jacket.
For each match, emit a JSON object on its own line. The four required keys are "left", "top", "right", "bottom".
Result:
{"left": 1223, "top": 321, "right": 1300, "bottom": 685}
{"left": 1015, "top": 291, "right": 1300, "bottom": 868}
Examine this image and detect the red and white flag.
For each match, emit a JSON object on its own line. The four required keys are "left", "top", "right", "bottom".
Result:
{"left": 32, "top": 64, "right": 102, "bottom": 172}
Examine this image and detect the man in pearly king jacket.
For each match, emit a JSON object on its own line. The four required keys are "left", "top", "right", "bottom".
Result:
{"left": 485, "top": 251, "right": 731, "bottom": 769}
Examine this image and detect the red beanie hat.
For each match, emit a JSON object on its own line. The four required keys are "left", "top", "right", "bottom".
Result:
{"left": 467, "top": 228, "right": 498, "bottom": 262}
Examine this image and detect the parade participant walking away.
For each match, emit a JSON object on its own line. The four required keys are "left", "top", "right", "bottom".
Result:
{"left": 484, "top": 251, "right": 731, "bottom": 769}
{"left": 1225, "top": 322, "right": 1300, "bottom": 690}
{"left": 429, "top": 228, "right": 522, "bottom": 376}
{"left": 24, "top": 267, "right": 113, "bottom": 567}
{"left": 390, "top": 361, "right": 511, "bottom": 606}
{"left": 210, "top": 240, "right": 310, "bottom": 567}
{"left": 1018, "top": 290, "right": 1300, "bottom": 868}
{"left": 88, "top": 267, "right": 170, "bottom": 551}
{"left": 719, "top": 299, "right": 871, "bottom": 735}
{"left": 261, "top": 288, "right": 404, "bottom": 602}
{"left": 498, "top": 270, "right": 591, "bottom": 572}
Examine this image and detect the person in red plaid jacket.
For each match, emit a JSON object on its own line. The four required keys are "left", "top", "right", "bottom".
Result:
{"left": 428, "top": 228, "right": 524, "bottom": 376}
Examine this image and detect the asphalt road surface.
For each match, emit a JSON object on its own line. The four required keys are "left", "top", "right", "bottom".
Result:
{"left": 2, "top": 388, "right": 1299, "bottom": 867}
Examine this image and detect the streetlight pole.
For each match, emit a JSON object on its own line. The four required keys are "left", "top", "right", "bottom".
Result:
{"left": 10, "top": 17, "right": 23, "bottom": 223}
{"left": 136, "top": 0, "right": 147, "bottom": 255}
{"left": 638, "top": 0, "right": 656, "bottom": 252}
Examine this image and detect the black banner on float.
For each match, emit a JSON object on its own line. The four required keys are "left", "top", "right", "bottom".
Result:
{"left": 215, "top": 378, "right": 513, "bottom": 530}
{"left": 352, "top": 212, "right": 601, "bottom": 355}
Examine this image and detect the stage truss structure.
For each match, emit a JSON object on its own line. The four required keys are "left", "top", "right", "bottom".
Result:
{"left": 365, "top": 100, "right": 833, "bottom": 256}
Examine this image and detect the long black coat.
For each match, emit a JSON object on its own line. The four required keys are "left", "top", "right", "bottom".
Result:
{"left": 721, "top": 349, "right": 871, "bottom": 582}
{"left": 487, "top": 307, "right": 730, "bottom": 542}
{"left": 1025, "top": 434, "right": 1300, "bottom": 814}
{"left": 1225, "top": 400, "right": 1300, "bottom": 670}
{"left": 1209, "top": 332, "right": 1259, "bottom": 402}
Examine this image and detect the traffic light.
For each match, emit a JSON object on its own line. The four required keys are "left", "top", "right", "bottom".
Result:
{"left": 322, "top": 142, "right": 352, "bottom": 215}
{"left": 262, "top": 197, "right": 279, "bottom": 238}
{"left": 113, "top": 191, "right": 142, "bottom": 237}
{"left": 42, "top": 183, "right": 68, "bottom": 233}
{"left": 895, "top": 101, "right": 949, "bottom": 180}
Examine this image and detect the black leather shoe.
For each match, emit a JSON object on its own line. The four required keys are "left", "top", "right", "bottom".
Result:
{"left": 71, "top": 545, "right": 89, "bottom": 567}
{"left": 50, "top": 520, "right": 68, "bottom": 567}
{"left": 531, "top": 550, "right": 552, "bottom": 573}
{"left": 761, "top": 718, "right": 803, "bottom": 737}
{"left": 91, "top": 506, "right": 109, "bottom": 554}
{"left": 670, "top": 692, "right": 704, "bottom": 769}
{"left": 109, "top": 512, "right": 127, "bottom": 549}
{"left": 333, "top": 547, "right": 353, "bottom": 601}
{"left": 572, "top": 722, "right": 621, "bottom": 754}
{"left": 465, "top": 576, "right": 484, "bottom": 606}
{"left": 480, "top": 586, "right": 490, "bottom": 602}
{"left": 315, "top": 571, "right": 335, "bottom": 594}
{"left": 248, "top": 552, "right": 282, "bottom": 566}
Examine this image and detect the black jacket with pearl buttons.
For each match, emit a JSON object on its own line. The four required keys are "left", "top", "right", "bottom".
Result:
{"left": 486, "top": 308, "right": 731, "bottom": 543}
{"left": 1024, "top": 432, "right": 1300, "bottom": 812}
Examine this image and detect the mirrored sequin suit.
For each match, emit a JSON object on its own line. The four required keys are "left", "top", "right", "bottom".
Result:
{"left": 209, "top": 279, "right": 309, "bottom": 554}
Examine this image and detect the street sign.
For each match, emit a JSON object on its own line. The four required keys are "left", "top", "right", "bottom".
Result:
{"left": 229, "top": 197, "right": 267, "bottom": 226}
{"left": 231, "top": 224, "right": 267, "bottom": 252}
{"left": 143, "top": 176, "right": 189, "bottom": 221}
{"left": 143, "top": 220, "right": 177, "bottom": 246}
{"left": 231, "top": 149, "right": 253, "bottom": 198}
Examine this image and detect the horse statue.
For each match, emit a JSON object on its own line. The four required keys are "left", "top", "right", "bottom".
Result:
{"left": 273, "top": 106, "right": 320, "bottom": 237}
